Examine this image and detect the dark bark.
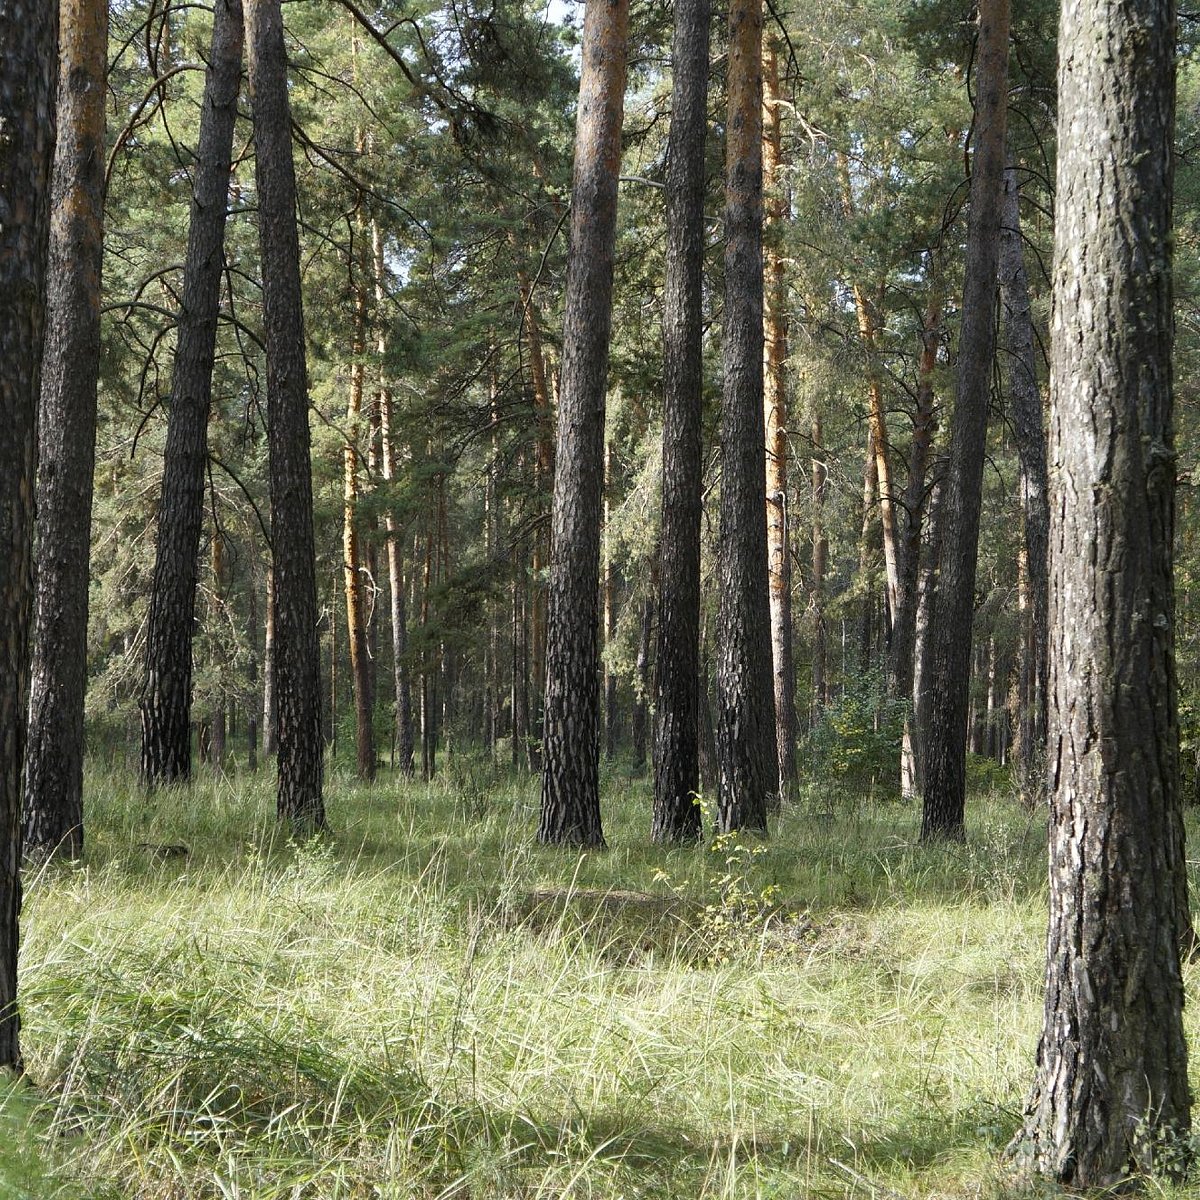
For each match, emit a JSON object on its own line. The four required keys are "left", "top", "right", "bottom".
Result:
{"left": 919, "top": 0, "right": 1009, "bottom": 841}
{"left": 0, "top": 0, "right": 55, "bottom": 1073}
{"left": 652, "top": 0, "right": 708, "bottom": 844}
{"left": 715, "top": 0, "right": 778, "bottom": 834}
{"left": 998, "top": 163, "right": 1049, "bottom": 808}
{"left": 1016, "top": 0, "right": 1190, "bottom": 1176}
{"left": 139, "top": 0, "right": 243, "bottom": 788}
{"left": 538, "top": 0, "right": 629, "bottom": 847}
{"left": 23, "top": 0, "right": 107, "bottom": 859}
{"left": 248, "top": 0, "right": 324, "bottom": 831}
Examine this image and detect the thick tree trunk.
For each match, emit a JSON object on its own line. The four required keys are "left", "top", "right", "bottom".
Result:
{"left": 344, "top": 232, "right": 376, "bottom": 782}
{"left": 0, "top": 0, "right": 55, "bottom": 1073}
{"left": 23, "top": 0, "right": 107, "bottom": 859}
{"left": 139, "top": 0, "right": 243, "bottom": 787}
{"left": 1016, "top": 0, "right": 1190, "bottom": 1176}
{"left": 920, "top": 0, "right": 1009, "bottom": 840}
{"left": 652, "top": 0, "right": 708, "bottom": 844}
{"left": 248, "top": 0, "right": 324, "bottom": 831}
{"left": 998, "top": 163, "right": 1049, "bottom": 807}
{"left": 538, "top": 0, "right": 629, "bottom": 847}
{"left": 762, "top": 33, "right": 796, "bottom": 796}
{"left": 715, "top": 0, "right": 778, "bottom": 834}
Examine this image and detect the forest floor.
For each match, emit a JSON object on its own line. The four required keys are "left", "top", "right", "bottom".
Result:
{"left": 3, "top": 759, "right": 1199, "bottom": 1199}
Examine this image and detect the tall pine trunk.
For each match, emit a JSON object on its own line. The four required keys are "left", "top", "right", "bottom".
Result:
{"left": 139, "top": 0, "right": 244, "bottom": 786}
{"left": 762, "top": 32, "right": 796, "bottom": 795}
{"left": 248, "top": 0, "right": 324, "bottom": 831}
{"left": 23, "top": 0, "right": 108, "bottom": 858}
{"left": 1016, "top": 0, "right": 1190, "bottom": 1176}
{"left": 0, "top": 0, "right": 55, "bottom": 1073}
{"left": 652, "top": 0, "right": 708, "bottom": 844}
{"left": 998, "top": 163, "right": 1049, "bottom": 807}
{"left": 344, "top": 224, "right": 376, "bottom": 782}
{"left": 538, "top": 0, "right": 630, "bottom": 846}
{"left": 920, "top": 0, "right": 1009, "bottom": 840}
{"left": 715, "top": 0, "right": 778, "bottom": 833}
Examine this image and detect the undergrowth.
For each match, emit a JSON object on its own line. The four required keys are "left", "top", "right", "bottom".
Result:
{"left": 8, "top": 759, "right": 1200, "bottom": 1197}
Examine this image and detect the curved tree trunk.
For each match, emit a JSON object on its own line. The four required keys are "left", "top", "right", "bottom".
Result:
{"left": 715, "top": 0, "right": 778, "bottom": 834}
{"left": 248, "top": 0, "right": 325, "bottom": 831}
{"left": 139, "top": 0, "right": 244, "bottom": 788}
{"left": 919, "top": 0, "right": 1009, "bottom": 840}
{"left": 998, "top": 162, "right": 1049, "bottom": 808}
{"left": 538, "top": 0, "right": 630, "bottom": 847}
{"left": 23, "top": 0, "right": 108, "bottom": 859}
{"left": 1016, "top": 0, "right": 1190, "bottom": 1177}
{"left": 0, "top": 0, "right": 55, "bottom": 1073}
{"left": 652, "top": 0, "right": 709, "bottom": 844}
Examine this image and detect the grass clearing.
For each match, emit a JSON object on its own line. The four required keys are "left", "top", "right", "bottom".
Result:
{"left": 10, "top": 762, "right": 1200, "bottom": 1197}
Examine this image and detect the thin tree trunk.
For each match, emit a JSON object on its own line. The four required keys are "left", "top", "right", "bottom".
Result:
{"left": 603, "top": 438, "right": 618, "bottom": 759}
{"left": 652, "top": 0, "right": 708, "bottom": 844}
{"left": 344, "top": 222, "right": 376, "bottom": 782}
{"left": 1016, "top": 0, "right": 1189, "bottom": 1173}
{"left": 998, "top": 162, "right": 1049, "bottom": 807}
{"left": 139, "top": 0, "right": 243, "bottom": 787}
{"left": 858, "top": 425, "right": 881, "bottom": 669}
{"left": 248, "top": 0, "right": 324, "bottom": 831}
{"left": 920, "top": 0, "right": 1009, "bottom": 840}
{"left": 762, "top": 31, "right": 796, "bottom": 796}
{"left": 715, "top": 0, "right": 778, "bottom": 834}
{"left": 538, "top": 0, "right": 630, "bottom": 846}
{"left": 631, "top": 588, "right": 652, "bottom": 770}
{"left": 262, "top": 564, "right": 277, "bottom": 756}
{"left": 890, "top": 269, "right": 942, "bottom": 797}
{"left": 911, "top": 472, "right": 945, "bottom": 794}
{"left": 247, "top": 565, "right": 259, "bottom": 770}
{"left": 811, "top": 403, "right": 829, "bottom": 719}
{"left": 0, "top": 0, "right": 55, "bottom": 1073}
{"left": 23, "top": 0, "right": 107, "bottom": 859}
{"left": 374, "top": 221, "right": 414, "bottom": 778}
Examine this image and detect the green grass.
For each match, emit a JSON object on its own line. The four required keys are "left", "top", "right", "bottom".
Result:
{"left": 8, "top": 760, "right": 1199, "bottom": 1197}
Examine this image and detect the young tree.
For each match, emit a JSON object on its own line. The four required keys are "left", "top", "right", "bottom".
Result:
{"left": 23, "top": 0, "right": 108, "bottom": 858}
{"left": 715, "top": 0, "right": 778, "bottom": 833}
{"left": 248, "top": 0, "right": 325, "bottom": 831}
{"left": 0, "top": 0, "right": 56, "bottom": 1072}
{"left": 1015, "top": 0, "right": 1190, "bottom": 1181}
{"left": 139, "top": 0, "right": 244, "bottom": 786}
{"left": 653, "top": 0, "right": 709, "bottom": 845}
{"left": 538, "top": 0, "right": 630, "bottom": 847}
{"left": 919, "top": 0, "right": 1009, "bottom": 840}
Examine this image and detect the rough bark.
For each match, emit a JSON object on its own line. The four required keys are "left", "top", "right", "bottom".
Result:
{"left": 998, "top": 163, "right": 1049, "bottom": 807}
{"left": 919, "top": 0, "right": 1009, "bottom": 840}
{"left": 715, "top": 0, "right": 778, "bottom": 834}
{"left": 247, "top": 0, "right": 324, "bottom": 831}
{"left": 0, "top": 0, "right": 55, "bottom": 1073}
{"left": 23, "top": 0, "right": 107, "bottom": 859}
{"left": 1016, "top": 0, "right": 1190, "bottom": 1177}
{"left": 652, "top": 0, "right": 708, "bottom": 844}
{"left": 762, "top": 32, "right": 796, "bottom": 795}
{"left": 139, "top": 0, "right": 244, "bottom": 788}
{"left": 538, "top": 0, "right": 629, "bottom": 847}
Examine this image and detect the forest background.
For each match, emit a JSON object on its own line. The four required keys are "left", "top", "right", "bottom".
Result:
{"left": 4, "top": 0, "right": 1200, "bottom": 1195}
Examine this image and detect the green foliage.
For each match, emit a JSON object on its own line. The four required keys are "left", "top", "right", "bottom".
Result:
{"left": 805, "top": 671, "right": 905, "bottom": 797}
